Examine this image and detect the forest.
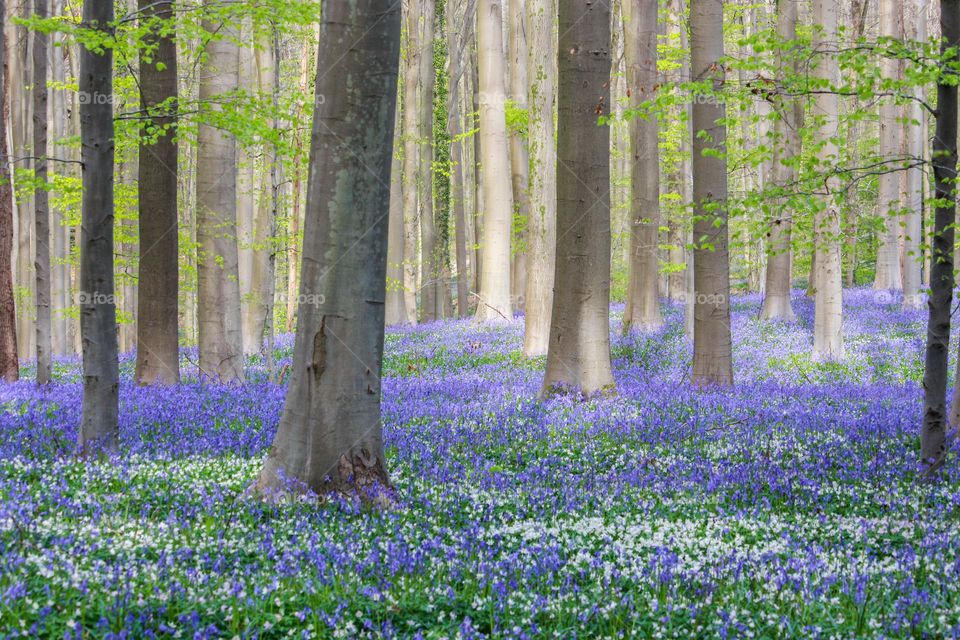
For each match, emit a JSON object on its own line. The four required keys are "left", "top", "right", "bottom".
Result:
{"left": 1, "top": 0, "right": 960, "bottom": 637}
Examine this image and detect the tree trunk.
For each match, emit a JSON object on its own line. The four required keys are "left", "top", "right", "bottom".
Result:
{"left": 449, "top": 0, "right": 475, "bottom": 319}
{"left": 401, "top": 0, "right": 421, "bottom": 324}
{"left": 385, "top": 99, "right": 409, "bottom": 325}
{"left": 0, "top": 0, "right": 18, "bottom": 380}
{"left": 690, "top": 0, "right": 733, "bottom": 385}
{"left": 135, "top": 0, "right": 180, "bottom": 384}
{"left": 77, "top": 0, "right": 118, "bottom": 454}
{"left": 874, "top": 0, "right": 903, "bottom": 291}
{"left": 541, "top": 0, "right": 614, "bottom": 396}
{"left": 759, "top": 0, "right": 799, "bottom": 322}
{"left": 523, "top": 0, "right": 555, "bottom": 356}
{"left": 32, "top": 0, "right": 50, "bottom": 383}
{"left": 508, "top": 0, "right": 529, "bottom": 312}
{"left": 925, "top": 0, "right": 959, "bottom": 472}
{"left": 12, "top": 0, "right": 32, "bottom": 363}
{"left": 256, "top": 0, "right": 401, "bottom": 498}
{"left": 902, "top": 0, "right": 926, "bottom": 309}
{"left": 418, "top": 0, "right": 440, "bottom": 323}
{"left": 622, "top": 0, "right": 663, "bottom": 332}
{"left": 196, "top": 4, "right": 244, "bottom": 382}
{"left": 810, "top": 0, "right": 844, "bottom": 360}
{"left": 474, "top": 0, "right": 514, "bottom": 321}
{"left": 238, "top": 38, "right": 257, "bottom": 353}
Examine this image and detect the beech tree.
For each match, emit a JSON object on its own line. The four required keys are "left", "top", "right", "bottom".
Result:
{"left": 400, "top": 0, "right": 421, "bottom": 325}
{"left": 135, "top": 0, "right": 180, "bottom": 385}
{"left": 33, "top": 0, "right": 50, "bottom": 384}
{"left": 0, "top": 0, "right": 18, "bottom": 381}
{"left": 196, "top": 3, "right": 244, "bottom": 382}
{"left": 758, "top": 0, "right": 799, "bottom": 322}
{"left": 622, "top": 0, "right": 663, "bottom": 332}
{"left": 256, "top": 0, "right": 401, "bottom": 497}
{"left": 77, "top": 0, "right": 119, "bottom": 454}
{"left": 690, "top": 0, "right": 733, "bottom": 385}
{"left": 474, "top": 0, "right": 514, "bottom": 321}
{"left": 923, "top": 0, "right": 958, "bottom": 475}
{"left": 522, "top": 0, "right": 556, "bottom": 356}
{"left": 541, "top": 0, "right": 615, "bottom": 396}
{"left": 811, "top": 0, "right": 844, "bottom": 360}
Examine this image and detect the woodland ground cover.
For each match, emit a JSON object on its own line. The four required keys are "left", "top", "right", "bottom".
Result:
{"left": 0, "top": 289, "right": 958, "bottom": 639}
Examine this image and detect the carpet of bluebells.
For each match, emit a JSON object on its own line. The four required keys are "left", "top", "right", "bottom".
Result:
{"left": 2, "top": 289, "right": 960, "bottom": 639}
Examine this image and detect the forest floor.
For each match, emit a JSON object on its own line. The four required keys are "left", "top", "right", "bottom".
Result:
{"left": 1, "top": 290, "right": 959, "bottom": 639}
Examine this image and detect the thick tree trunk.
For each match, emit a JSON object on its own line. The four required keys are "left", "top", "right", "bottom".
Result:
{"left": 196, "top": 5, "right": 244, "bottom": 382}
{"left": 759, "top": 0, "right": 799, "bottom": 322}
{"left": 12, "top": 1, "right": 32, "bottom": 363}
{"left": 902, "top": 0, "right": 926, "bottom": 309}
{"left": 690, "top": 0, "right": 733, "bottom": 385}
{"left": 925, "top": 0, "right": 959, "bottom": 472}
{"left": 256, "top": 0, "right": 401, "bottom": 498}
{"left": 811, "top": 0, "right": 844, "bottom": 360}
{"left": 418, "top": 0, "right": 441, "bottom": 323}
{"left": 508, "top": 0, "right": 529, "bottom": 311}
{"left": 622, "top": 0, "right": 663, "bottom": 332}
{"left": 523, "top": 0, "right": 555, "bottom": 356}
{"left": 77, "top": 0, "right": 118, "bottom": 454}
{"left": 474, "top": 0, "right": 514, "bottom": 321}
{"left": 0, "top": 0, "right": 18, "bottom": 380}
{"left": 541, "top": 0, "right": 614, "bottom": 396}
{"left": 135, "top": 0, "right": 180, "bottom": 384}
{"left": 32, "top": 0, "right": 50, "bottom": 383}
{"left": 874, "top": 0, "right": 903, "bottom": 291}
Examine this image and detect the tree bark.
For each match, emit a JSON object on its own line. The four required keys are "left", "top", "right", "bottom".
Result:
{"left": 759, "top": 0, "right": 799, "bottom": 322}
{"left": 541, "top": 0, "right": 614, "bottom": 396}
{"left": 32, "top": 0, "right": 50, "bottom": 383}
{"left": 401, "top": 0, "right": 421, "bottom": 324}
{"left": 0, "top": 0, "right": 18, "bottom": 380}
{"left": 77, "top": 0, "right": 118, "bottom": 454}
{"left": 690, "top": 0, "right": 733, "bottom": 385}
{"left": 523, "top": 0, "right": 555, "bottom": 356}
{"left": 418, "top": 0, "right": 440, "bottom": 323}
{"left": 135, "top": 0, "right": 180, "bottom": 384}
{"left": 196, "top": 3, "right": 244, "bottom": 382}
{"left": 385, "top": 97, "right": 409, "bottom": 325}
{"left": 902, "top": 0, "right": 926, "bottom": 309}
{"left": 811, "top": 0, "right": 844, "bottom": 360}
{"left": 874, "top": 0, "right": 903, "bottom": 291}
{"left": 622, "top": 0, "right": 663, "bottom": 332}
{"left": 925, "top": 0, "right": 959, "bottom": 472}
{"left": 508, "top": 0, "right": 529, "bottom": 311}
{"left": 474, "top": 0, "right": 514, "bottom": 321}
{"left": 256, "top": 0, "right": 401, "bottom": 498}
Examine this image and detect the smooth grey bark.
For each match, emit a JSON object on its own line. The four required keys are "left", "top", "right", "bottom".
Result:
{"left": 902, "top": 0, "right": 926, "bottom": 309}
{"left": 418, "top": 0, "right": 441, "bottom": 323}
{"left": 11, "top": 0, "right": 32, "bottom": 362}
{"left": 256, "top": 0, "right": 401, "bottom": 498}
{"left": 474, "top": 0, "right": 514, "bottom": 321}
{"left": 759, "top": 0, "right": 799, "bottom": 322}
{"left": 874, "top": 0, "right": 903, "bottom": 291}
{"left": 400, "top": 0, "right": 421, "bottom": 325}
{"left": 196, "top": 5, "right": 244, "bottom": 382}
{"left": 811, "top": 0, "right": 844, "bottom": 359}
{"left": 32, "top": 0, "right": 49, "bottom": 383}
{"left": 135, "top": 0, "right": 179, "bottom": 385}
{"left": 508, "top": 0, "right": 529, "bottom": 310}
{"left": 522, "top": 0, "right": 555, "bottom": 356}
{"left": 690, "top": 0, "right": 733, "bottom": 385}
{"left": 541, "top": 0, "right": 614, "bottom": 396}
{"left": 924, "top": 0, "right": 959, "bottom": 474}
{"left": 77, "top": 0, "right": 118, "bottom": 454}
{"left": 622, "top": 0, "right": 663, "bottom": 332}
{"left": 0, "top": 0, "right": 18, "bottom": 380}
{"left": 385, "top": 101, "right": 409, "bottom": 325}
